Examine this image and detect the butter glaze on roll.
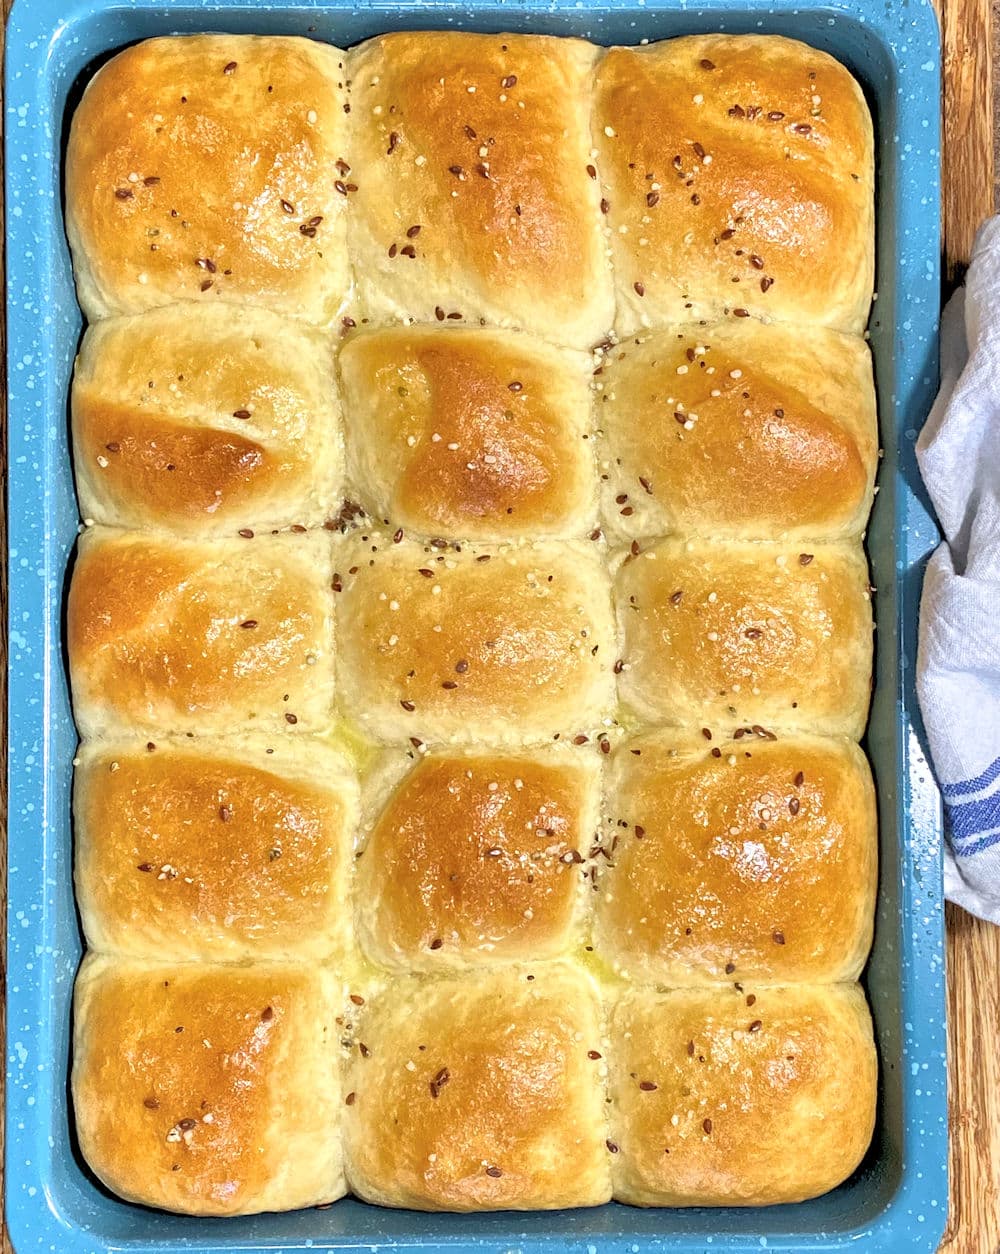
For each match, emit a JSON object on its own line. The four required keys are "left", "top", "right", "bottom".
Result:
{"left": 74, "top": 737, "right": 358, "bottom": 962}
{"left": 608, "top": 983, "right": 877, "bottom": 1206}
{"left": 68, "top": 528, "right": 335, "bottom": 738}
{"left": 593, "top": 35, "right": 874, "bottom": 334}
{"left": 598, "top": 321, "right": 877, "bottom": 542}
{"left": 342, "top": 965, "right": 611, "bottom": 1210}
{"left": 356, "top": 746, "right": 600, "bottom": 969}
{"left": 65, "top": 35, "right": 350, "bottom": 324}
{"left": 72, "top": 305, "right": 342, "bottom": 535}
{"left": 596, "top": 731, "right": 877, "bottom": 984}
{"left": 72, "top": 955, "right": 345, "bottom": 1215}
{"left": 339, "top": 326, "right": 596, "bottom": 541}
{"left": 334, "top": 536, "right": 615, "bottom": 745}
{"left": 345, "top": 32, "right": 614, "bottom": 347}
{"left": 615, "top": 538, "right": 873, "bottom": 738}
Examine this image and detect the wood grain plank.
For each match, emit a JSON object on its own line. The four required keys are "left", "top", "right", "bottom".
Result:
{"left": 943, "top": 0, "right": 995, "bottom": 279}
{"left": 941, "top": 907, "right": 1000, "bottom": 1253}
{"left": 0, "top": 1, "right": 997, "bottom": 1252}
{"left": 938, "top": 0, "right": 1000, "bottom": 1246}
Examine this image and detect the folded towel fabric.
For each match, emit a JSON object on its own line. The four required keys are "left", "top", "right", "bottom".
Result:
{"left": 917, "top": 217, "right": 1000, "bottom": 924}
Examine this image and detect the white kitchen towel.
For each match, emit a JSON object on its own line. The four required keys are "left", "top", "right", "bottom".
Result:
{"left": 917, "top": 215, "right": 1000, "bottom": 924}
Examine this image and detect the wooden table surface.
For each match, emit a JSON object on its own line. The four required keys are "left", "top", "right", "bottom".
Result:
{"left": 1, "top": 0, "right": 999, "bottom": 1249}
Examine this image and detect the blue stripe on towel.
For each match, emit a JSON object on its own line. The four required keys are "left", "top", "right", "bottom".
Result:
{"left": 942, "top": 754, "right": 1000, "bottom": 799}
{"left": 948, "top": 787, "right": 1000, "bottom": 843}
{"left": 952, "top": 827, "right": 1000, "bottom": 858}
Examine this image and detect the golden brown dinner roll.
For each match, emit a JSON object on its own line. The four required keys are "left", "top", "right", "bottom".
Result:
{"left": 334, "top": 536, "right": 616, "bottom": 745}
{"left": 595, "top": 731, "right": 876, "bottom": 984}
{"left": 65, "top": 35, "right": 349, "bottom": 324}
{"left": 607, "top": 982, "right": 876, "bottom": 1206}
{"left": 72, "top": 954, "right": 345, "bottom": 1215}
{"left": 593, "top": 35, "right": 874, "bottom": 335}
{"left": 342, "top": 964, "right": 611, "bottom": 1210}
{"left": 338, "top": 326, "right": 596, "bottom": 541}
{"left": 598, "top": 321, "right": 877, "bottom": 542}
{"left": 356, "top": 746, "right": 599, "bottom": 969}
{"left": 615, "top": 539, "right": 872, "bottom": 738}
{"left": 345, "top": 32, "right": 613, "bottom": 347}
{"left": 68, "top": 527, "right": 335, "bottom": 738}
{"left": 71, "top": 305, "right": 342, "bottom": 536}
{"left": 74, "top": 737, "right": 357, "bottom": 962}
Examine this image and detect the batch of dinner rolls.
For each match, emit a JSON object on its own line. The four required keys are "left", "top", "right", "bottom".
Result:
{"left": 65, "top": 30, "right": 878, "bottom": 1217}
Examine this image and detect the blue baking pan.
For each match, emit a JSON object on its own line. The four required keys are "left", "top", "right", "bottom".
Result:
{"left": 5, "top": 0, "right": 946, "bottom": 1249}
